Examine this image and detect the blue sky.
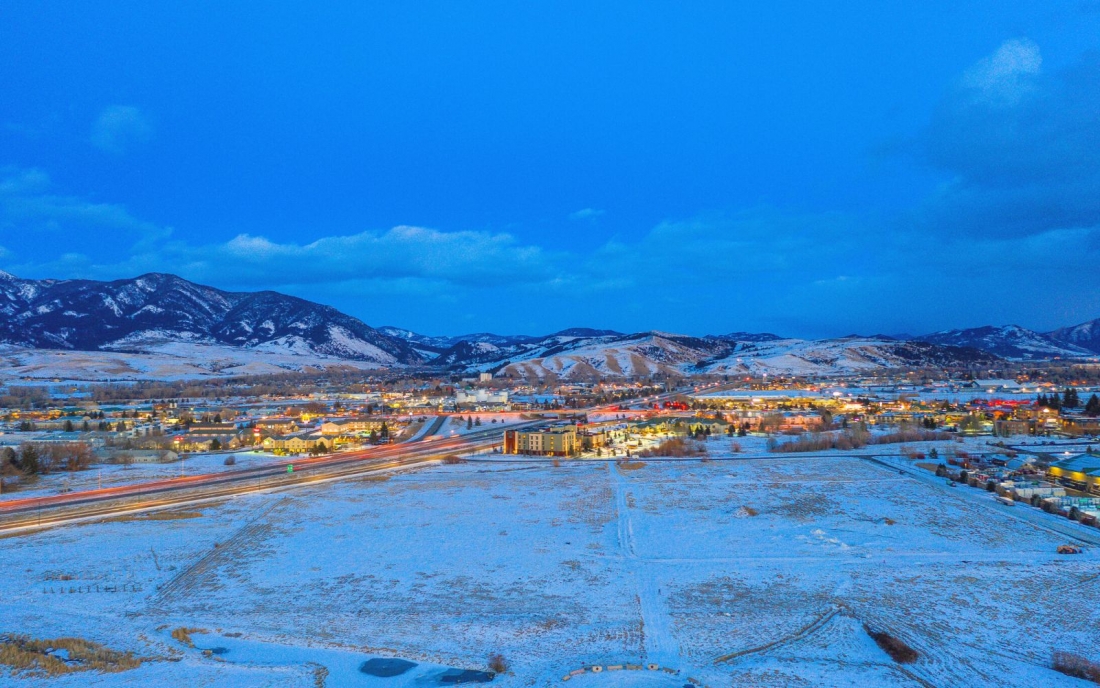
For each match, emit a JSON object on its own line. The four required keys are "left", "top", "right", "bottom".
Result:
{"left": 2, "top": 2, "right": 1099, "bottom": 337}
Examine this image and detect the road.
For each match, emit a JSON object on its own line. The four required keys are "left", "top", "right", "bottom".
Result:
{"left": 0, "top": 423, "right": 528, "bottom": 532}
{"left": 0, "top": 387, "right": 698, "bottom": 533}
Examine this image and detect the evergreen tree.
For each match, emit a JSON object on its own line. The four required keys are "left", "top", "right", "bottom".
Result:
{"left": 18, "top": 444, "right": 40, "bottom": 475}
{"left": 1063, "top": 388, "right": 1080, "bottom": 408}
{"left": 1085, "top": 394, "right": 1100, "bottom": 417}
{"left": 0, "top": 446, "right": 15, "bottom": 473}
{"left": 63, "top": 419, "right": 73, "bottom": 432}
{"left": 210, "top": 438, "right": 222, "bottom": 451}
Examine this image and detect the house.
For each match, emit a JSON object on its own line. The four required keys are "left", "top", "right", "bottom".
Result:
{"left": 187, "top": 423, "right": 241, "bottom": 437}
{"left": 107, "top": 449, "right": 179, "bottom": 464}
{"left": 253, "top": 418, "right": 300, "bottom": 435}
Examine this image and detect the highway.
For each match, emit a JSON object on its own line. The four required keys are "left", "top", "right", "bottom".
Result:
{"left": 0, "top": 422, "right": 528, "bottom": 532}
{"left": 0, "top": 386, "right": 701, "bottom": 533}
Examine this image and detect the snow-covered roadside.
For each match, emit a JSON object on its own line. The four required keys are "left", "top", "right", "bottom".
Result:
{"left": 0, "top": 450, "right": 285, "bottom": 501}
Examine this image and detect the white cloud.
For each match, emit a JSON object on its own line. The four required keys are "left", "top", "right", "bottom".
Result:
{"left": 569, "top": 207, "right": 605, "bottom": 221}
{"left": 961, "top": 38, "right": 1041, "bottom": 104}
{"left": 0, "top": 167, "right": 169, "bottom": 242}
{"left": 90, "top": 105, "right": 153, "bottom": 154}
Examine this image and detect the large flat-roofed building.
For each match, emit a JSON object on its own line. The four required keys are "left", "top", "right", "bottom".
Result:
{"left": 504, "top": 427, "right": 577, "bottom": 456}
{"left": 455, "top": 389, "right": 509, "bottom": 406}
{"left": 319, "top": 419, "right": 386, "bottom": 436}
{"left": 1047, "top": 454, "right": 1100, "bottom": 495}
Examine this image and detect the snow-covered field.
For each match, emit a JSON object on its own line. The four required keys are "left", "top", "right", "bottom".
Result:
{"left": 0, "top": 450, "right": 285, "bottom": 501}
{"left": 1, "top": 448, "right": 1098, "bottom": 687}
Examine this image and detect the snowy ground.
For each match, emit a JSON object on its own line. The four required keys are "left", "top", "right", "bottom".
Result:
{"left": 0, "top": 450, "right": 287, "bottom": 501}
{"left": 435, "top": 413, "right": 531, "bottom": 438}
{"left": 1, "top": 444, "right": 1098, "bottom": 687}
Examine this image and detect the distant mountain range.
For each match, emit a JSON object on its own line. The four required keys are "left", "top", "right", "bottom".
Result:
{"left": 914, "top": 325, "right": 1095, "bottom": 360}
{"left": 1, "top": 270, "right": 1097, "bottom": 380}
{"left": 0, "top": 270, "right": 421, "bottom": 366}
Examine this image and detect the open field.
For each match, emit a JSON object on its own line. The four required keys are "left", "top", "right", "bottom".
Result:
{"left": 1, "top": 451, "right": 1098, "bottom": 686}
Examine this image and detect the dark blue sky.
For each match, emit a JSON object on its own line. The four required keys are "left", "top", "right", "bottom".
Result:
{"left": 2, "top": 2, "right": 1099, "bottom": 337}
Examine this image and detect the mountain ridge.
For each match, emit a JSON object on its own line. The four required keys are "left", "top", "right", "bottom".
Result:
{"left": 1, "top": 270, "right": 1098, "bottom": 380}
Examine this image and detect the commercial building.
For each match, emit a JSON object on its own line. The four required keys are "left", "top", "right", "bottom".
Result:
{"left": 1047, "top": 454, "right": 1100, "bottom": 495}
{"left": 504, "top": 427, "right": 577, "bottom": 456}
{"left": 319, "top": 419, "right": 386, "bottom": 436}
{"left": 455, "top": 389, "right": 509, "bottom": 407}
{"left": 262, "top": 435, "right": 329, "bottom": 454}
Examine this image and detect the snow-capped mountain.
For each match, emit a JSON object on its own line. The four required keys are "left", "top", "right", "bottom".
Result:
{"left": 3, "top": 269, "right": 1098, "bottom": 382}
{"left": 706, "top": 331, "right": 785, "bottom": 342}
{"left": 0, "top": 272, "right": 422, "bottom": 365}
{"left": 696, "top": 336, "right": 996, "bottom": 376}
{"left": 425, "top": 330, "right": 997, "bottom": 379}
{"left": 376, "top": 326, "right": 544, "bottom": 353}
{"left": 1049, "top": 318, "right": 1100, "bottom": 355}
{"left": 916, "top": 325, "right": 1093, "bottom": 360}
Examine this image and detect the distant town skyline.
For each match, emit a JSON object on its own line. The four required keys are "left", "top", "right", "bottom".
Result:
{"left": 2, "top": 2, "right": 1099, "bottom": 338}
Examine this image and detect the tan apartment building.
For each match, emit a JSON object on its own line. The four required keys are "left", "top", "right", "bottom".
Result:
{"left": 504, "top": 427, "right": 578, "bottom": 456}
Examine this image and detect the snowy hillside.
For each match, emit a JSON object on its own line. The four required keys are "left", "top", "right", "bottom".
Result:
{"left": 1049, "top": 318, "right": 1100, "bottom": 355}
{"left": 429, "top": 331, "right": 997, "bottom": 380}
{"left": 916, "top": 325, "right": 1093, "bottom": 360}
{"left": 0, "top": 272, "right": 422, "bottom": 365}
{"left": 697, "top": 336, "right": 997, "bottom": 376}
{"left": 0, "top": 342, "right": 386, "bottom": 383}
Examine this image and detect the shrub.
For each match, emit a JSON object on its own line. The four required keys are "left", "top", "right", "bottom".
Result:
{"left": 0, "top": 635, "right": 143, "bottom": 676}
{"left": 637, "top": 438, "right": 707, "bottom": 457}
{"left": 864, "top": 625, "right": 918, "bottom": 664}
{"left": 1052, "top": 651, "right": 1100, "bottom": 683}
{"left": 441, "top": 455, "right": 465, "bottom": 465}
{"left": 224, "top": 455, "right": 236, "bottom": 466}
{"left": 488, "top": 653, "right": 508, "bottom": 674}
{"left": 170, "top": 628, "right": 204, "bottom": 647}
